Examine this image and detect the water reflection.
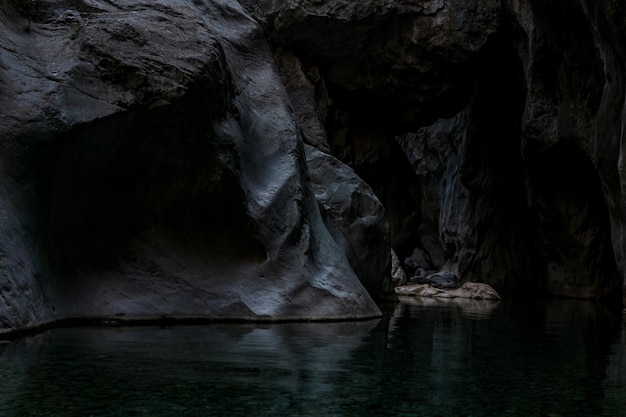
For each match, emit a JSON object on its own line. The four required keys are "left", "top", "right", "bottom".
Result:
{"left": 0, "top": 299, "right": 625, "bottom": 417}
{"left": 0, "top": 321, "right": 379, "bottom": 417}
{"left": 394, "top": 295, "right": 501, "bottom": 319}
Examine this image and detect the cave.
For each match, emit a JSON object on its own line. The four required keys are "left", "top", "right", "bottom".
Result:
{"left": 3, "top": 0, "right": 626, "bottom": 414}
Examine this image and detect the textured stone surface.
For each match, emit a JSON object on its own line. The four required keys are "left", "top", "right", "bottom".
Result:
{"left": 396, "top": 0, "right": 625, "bottom": 301}
{"left": 246, "top": 0, "right": 500, "bottom": 127}
{"left": 305, "top": 145, "right": 391, "bottom": 295}
{"left": 0, "top": 0, "right": 383, "bottom": 335}
{"left": 2, "top": 0, "right": 626, "bottom": 336}
{"left": 395, "top": 282, "right": 501, "bottom": 301}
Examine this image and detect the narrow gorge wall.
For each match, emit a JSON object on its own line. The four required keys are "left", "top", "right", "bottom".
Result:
{"left": 1, "top": 0, "right": 625, "bottom": 336}
{"left": 252, "top": 0, "right": 626, "bottom": 303}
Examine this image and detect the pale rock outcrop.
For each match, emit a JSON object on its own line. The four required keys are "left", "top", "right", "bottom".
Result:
{"left": 395, "top": 282, "right": 501, "bottom": 301}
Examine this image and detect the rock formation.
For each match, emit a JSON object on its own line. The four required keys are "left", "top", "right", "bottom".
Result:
{"left": 1, "top": 0, "right": 625, "bottom": 336}
{"left": 395, "top": 282, "right": 501, "bottom": 301}
{"left": 400, "top": 0, "right": 626, "bottom": 303}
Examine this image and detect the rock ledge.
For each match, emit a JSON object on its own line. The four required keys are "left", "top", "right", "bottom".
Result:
{"left": 394, "top": 282, "right": 501, "bottom": 300}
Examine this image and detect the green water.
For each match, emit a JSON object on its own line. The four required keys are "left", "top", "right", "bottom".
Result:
{"left": 1, "top": 298, "right": 625, "bottom": 417}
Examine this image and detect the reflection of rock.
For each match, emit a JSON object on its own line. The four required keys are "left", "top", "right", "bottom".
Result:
{"left": 396, "top": 295, "right": 500, "bottom": 317}
{"left": 0, "top": 320, "right": 380, "bottom": 413}
{"left": 394, "top": 282, "right": 500, "bottom": 300}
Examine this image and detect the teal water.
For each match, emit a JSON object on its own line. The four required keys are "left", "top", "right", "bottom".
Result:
{"left": 1, "top": 298, "right": 625, "bottom": 417}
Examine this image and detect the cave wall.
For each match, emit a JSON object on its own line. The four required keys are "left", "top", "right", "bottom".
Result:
{"left": 1, "top": 0, "right": 386, "bottom": 336}
{"left": 428, "top": 0, "right": 625, "bottom": 301}
{"left": 254, "top": 0, "right": 626, "bottom": 302}
{"left": 1, "top": 0, "right": 626, "bottom": 335}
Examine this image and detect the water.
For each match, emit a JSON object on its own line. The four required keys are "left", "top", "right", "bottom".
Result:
{"left": 1, "top": 297, "right": 625, "bottom": 417}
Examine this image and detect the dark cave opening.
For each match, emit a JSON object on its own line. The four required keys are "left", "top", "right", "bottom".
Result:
{"left": 31, "top": 103, "right": 264, "bottom": 277}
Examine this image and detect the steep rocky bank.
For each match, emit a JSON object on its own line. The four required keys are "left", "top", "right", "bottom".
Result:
{"left": 1, "top": 0, "right": 625, "bottom": 336}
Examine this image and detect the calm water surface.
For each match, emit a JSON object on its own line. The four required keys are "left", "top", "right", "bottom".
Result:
{"left": 1, "top": 298, "right": 625, "bottom": 417}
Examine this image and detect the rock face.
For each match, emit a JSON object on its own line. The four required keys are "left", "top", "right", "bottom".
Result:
{"left": 401, "top": 0, "right": 626, "bottom": 302}
{"left": 0, "top": 0, "right": 385, "bottom": 335}
{"left": 249, "top": 0, "right": 626, "bottom": 304}
{"left": 1, "top": 0, "right": 625, "bottom": 335}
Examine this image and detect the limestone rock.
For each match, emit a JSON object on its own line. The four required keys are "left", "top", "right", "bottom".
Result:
{"left": 305, "top": 145, "right": 391, "bottom": 295}
{"left": 246, "top": 0, "right": 500, "bottom": 129}
{"left": 390, "top": 1, "right": 626, "bottom": 302}
{"left": 394, "top": 282, "right": 500, "bottom": 301}
{"left": 0, "top": 0, "right": 383, "bottom": 336}
{"left": 391, "top": 249, "right": 407, "bottom": 287}
{"left": 3, "top": 0, "right": 626, "bottom": 336}
{"left": 274, "top": 49, "right": 332, "bottom": 153}
{"left": 448, "top": 282, "right": 501, "bottom": 301}
{"left": 394, "top": 284, "right": 445, "bottom": 298}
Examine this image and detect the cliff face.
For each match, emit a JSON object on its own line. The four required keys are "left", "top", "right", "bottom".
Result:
{"left": 400, "top": 0, "right": 626, "bottom": 301}
{"left": 1, "top": 0, "right": 624, "bottom": 334}
{"left": 252, "top": 0, "right": 626, "bottom": 302}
